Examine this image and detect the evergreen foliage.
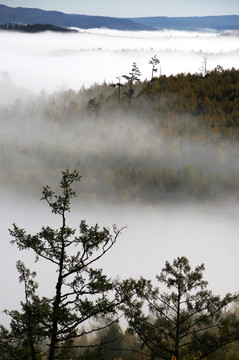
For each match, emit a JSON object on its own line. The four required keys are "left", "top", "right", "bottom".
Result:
{"left": 6, "top": 170, "right": 123, "bottom": 360}
{"left": 120, "top": 257, "right": 239, "bottom": 360}
{"left": 1, "top": 173, "right": 239, "bottom": 358}
{"left": 0, "top": 23, "right": 77, "bottom": 32}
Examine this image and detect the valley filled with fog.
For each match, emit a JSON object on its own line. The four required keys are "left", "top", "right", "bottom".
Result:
{"left": 0, "top": 28, "right": 238, "bottom": 98}
{"left": 0, "top": 28, "right": 239, "bottom": 325}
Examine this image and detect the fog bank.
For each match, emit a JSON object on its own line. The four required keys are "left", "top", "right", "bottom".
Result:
{"left": 1, "top": 109, "right": 239, "bottom": 201}
{"left": 0, "top": 28, "right": 238, "bottom": 98}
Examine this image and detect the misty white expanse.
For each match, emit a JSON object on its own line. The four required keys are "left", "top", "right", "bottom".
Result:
{"left": 0, "top": 28, "right": 239, "bottom": 100}
{"left": 0, "top": 28, "right": 239, "bottom": 327}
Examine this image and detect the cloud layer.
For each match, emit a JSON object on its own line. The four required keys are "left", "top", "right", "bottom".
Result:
{"left": 0, "top": 28, "right": 238, "bottom": 97}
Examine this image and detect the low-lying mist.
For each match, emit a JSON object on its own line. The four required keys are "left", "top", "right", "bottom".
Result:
{"left": 1, "top": 105, "right": 239, "bottom": 201}
{"left": 0, "top": 28, "right": 238, "bottom": 99}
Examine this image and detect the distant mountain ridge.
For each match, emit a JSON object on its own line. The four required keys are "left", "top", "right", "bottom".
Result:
{"left": 0, "top": 4, "right": 152, "bottom": 30}
{"left": 0, "top": 4, "right": 238, "bottom": 31}
{"left": 130, "top": 15, "right": 239, "bottom": 31}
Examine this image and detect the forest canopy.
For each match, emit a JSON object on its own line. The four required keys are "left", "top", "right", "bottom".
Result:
{"left": 0, "top": 23, "right": 77, "bottom": 32}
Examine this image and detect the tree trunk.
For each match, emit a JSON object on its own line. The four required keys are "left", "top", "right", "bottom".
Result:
{"left": 48, "top": 271, "right": 63, "bottom": 360}
{"left": 175, "top": 284, "right": 181, "bottom": 360}
{"left": 118, "top": 85, "right": 121, "bottom": 105}
{"left": 48, "top": 214, "right": 66, "bottom": 360}
{"left": 128, "top": 81, "right": 133, "bottom": 108}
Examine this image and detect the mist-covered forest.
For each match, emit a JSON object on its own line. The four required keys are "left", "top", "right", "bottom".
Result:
{"left": 1, "top": 66, "right": 239, "bottom": 204}
{"left": 1, "top": 27, "right": 239, "bottom": 360}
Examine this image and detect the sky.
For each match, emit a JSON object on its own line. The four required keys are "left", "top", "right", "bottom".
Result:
{"left": 1, "top": 0, "right": 239, "bottom": 17}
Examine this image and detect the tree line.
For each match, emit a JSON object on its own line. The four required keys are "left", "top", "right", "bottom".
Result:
{"left": 1, "top": 170, "right": 239, "bottom": 360}
{"left": 106, "top": 55, "right": 160, "bottom": 108}
{"left": 0, "top": 23, "right": 77, "bottom": 33}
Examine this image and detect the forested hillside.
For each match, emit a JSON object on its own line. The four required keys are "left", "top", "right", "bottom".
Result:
{"left": 131, "top": 15, "right": 239, "bottom": 30}
{"left": 0, "top": 23, "right": 77, "bottom": 32}
{"left": 1, "top": 5, "right": 238, "bottom": 31}
{"left": 1, "top": 66, "right": 239, "bottom": 204}
{"left": 0, "top": 4, "right": 152, "bottom": 31}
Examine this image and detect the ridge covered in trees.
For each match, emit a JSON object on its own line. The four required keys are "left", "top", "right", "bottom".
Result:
{"left": 1, "top": 65, "right": 239, "bottom": 204}
{"left": 130, "top": 15, "right": 239, "bottom": 31}
{"left": 0, "top": 4, "right": 153, "bottom": 31}
{"left": 0, "top": 4, "right": 238, "bottom": 31}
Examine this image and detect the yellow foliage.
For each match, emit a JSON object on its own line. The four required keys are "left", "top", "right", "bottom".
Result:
{"left": 193, "top": 350, "right": 206, "bottom": 360}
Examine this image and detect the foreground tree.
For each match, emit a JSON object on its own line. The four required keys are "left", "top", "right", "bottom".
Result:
{"left": 9, "top": 170, "right": 123, "bottom": 360}
{"left": 2, "top": 261, "right": 49, "bottom": 360}
{"left": 0, "top": 324, "right": 38, "bottom": 360}
{"left": 123, "top": 62, "right": 141, "bottom": 108}
{"left": 121, "top": 256, "right": 239, "bottom": 360}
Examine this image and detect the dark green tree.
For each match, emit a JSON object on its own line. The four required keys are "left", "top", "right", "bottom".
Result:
{"left": 149, "top": 55, "right": 160, "bottom": 80}
{"left": 3, "top": 261, "right": 49, "bottom": 360}
{"left": 9, "top": 170, "right": 123, "bottom": 360}
{"left": 0, "top": 324, "right": 34, "bottom": 360}
{"left": 121, "top": 257, "right": 239, "bottom": 360}
{"left": 123, "top": 62, "right": 141, "bottom": 108}
{"left": 77, "top": 320, "right": 124, "bottom": 360}
{"left": 110, "top": 76, "right": 124, "bottom": 105}
{"left": 87, "top": 97, "right": 101, "bottom": 117}
{"left": 93, "top": 321, "right": 124, "bottom": 360}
